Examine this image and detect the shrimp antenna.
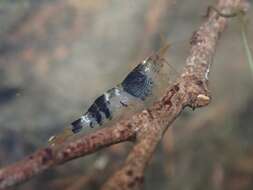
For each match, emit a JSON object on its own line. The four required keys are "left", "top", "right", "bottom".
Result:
{"left": 161, "top": 57, "right": 180, "bottom": 76}
{"left": 157, "top": 34, "right": 171, "bottom": 58}
{"left": 156, "top": 34, "right": 179, "bottom": 76}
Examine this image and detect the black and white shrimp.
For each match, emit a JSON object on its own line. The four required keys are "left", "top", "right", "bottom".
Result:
{"left": 48, "top": 43, "right": 171, "bottom": 145}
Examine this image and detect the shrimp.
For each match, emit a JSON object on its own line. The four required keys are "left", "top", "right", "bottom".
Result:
{"left": 49, "top": 43, "right": 171, "bottom": 146}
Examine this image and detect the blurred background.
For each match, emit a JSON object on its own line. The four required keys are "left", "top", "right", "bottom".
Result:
{"left": 0, "top": 0, "right": 253, "bottom": 189}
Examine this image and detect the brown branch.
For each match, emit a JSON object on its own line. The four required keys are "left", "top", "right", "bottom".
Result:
{"left": 101, "top": 0, "right": 249, "bottom": 189}
{"left": 0, "top": 125, "right": 135, "bottom": 189}
{"left": 0, "top": 0, "right": 249, "bottom": 189}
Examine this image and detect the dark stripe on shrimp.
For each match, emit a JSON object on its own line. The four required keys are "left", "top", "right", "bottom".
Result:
{"left": 94, "top": 94, "right": 112, "bottom": 120}
{"left": 121, "top": 65, "right": 153, "bottom": 101}
{"left": 87, "top": 104, "right": 102, "bottom": 126}
{"left": 71, "top": 118, "right": 83, "bottom": 134}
